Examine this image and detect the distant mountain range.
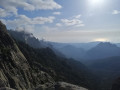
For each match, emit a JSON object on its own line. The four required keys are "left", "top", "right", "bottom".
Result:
{"left": 84, "top": 42, "right": 120, "bottom": 60}
{"left": 56, "top": 45, "right": 85, "bottom": 60}
{"left": 49, "top": 39, "right": 120, "bottom": 90}
{"left": 51, "top": 41, "right": 120, "bottom": 61}
{"left": 50, "top": 41, "right": 100, "bottom": 50}
{"left": 9, "top": 30, "right": 120, "bottom": 62}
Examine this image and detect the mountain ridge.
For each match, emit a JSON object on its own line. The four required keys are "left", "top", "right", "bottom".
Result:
{"left": 84, "top": 42, "right": 120, "bottom": 60}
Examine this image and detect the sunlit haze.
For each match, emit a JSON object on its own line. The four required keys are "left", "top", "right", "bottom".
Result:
{"left": 89, "top": 0, "right": 104, "bottom": 6}
{"left": 93, "top": 38, "right": 109, "bottom": 42}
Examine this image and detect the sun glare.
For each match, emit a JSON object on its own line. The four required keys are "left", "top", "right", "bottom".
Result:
{"left": 94, "top": 38, "right": 109, "bottom": 42}
{"left": 91, "top": 0, "right": 104, "bottom": 4}
{"left": 88, "top": 0, "right": 105, "bottom": 7}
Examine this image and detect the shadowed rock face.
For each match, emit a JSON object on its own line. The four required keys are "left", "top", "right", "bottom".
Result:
{"left": 54, "top": 82, "right": 88, "bottom": 90}
{"left": 35, "top": 82, "right": 88, "bottom": 90}
{"left": 0, "top": 87, "right": 15, "bottom": 90}
{"left": 0, "top": 21, "right": 54, "bottom": 90}
{"left": 111, "top": 78, "right": 120, "bottom": 90}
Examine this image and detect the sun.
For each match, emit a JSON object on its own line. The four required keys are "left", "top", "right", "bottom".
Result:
{"left": 91, "top": 0, "right": 104, "bottom": 4}
{"left": 88, "top": 0, "right": 105, "bottom": 7}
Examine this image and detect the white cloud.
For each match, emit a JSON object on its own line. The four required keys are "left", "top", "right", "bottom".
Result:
{"left": 2, "top": 15, "right": 55, "bottom": 32}
{"left": 15, "top": 25, "right": 35, "bottom": 33}
{"left": 74, "top": 14, "right": 81, "bottom": 19}
{"left": 0, "top": 8, "right": 10, "bottom": 17}
{"left": 0, "top": 0, "right": 62, "bottom": 33}
{"left": 33, "top": 16, "right": 55, "bottom": 24}
{"left": 112, "top": 10, "right": 120, "bottom": 15}
{"left": 53, "top": 12, "right": 61, "bottom": 15}
{"left": 0, "top": 0, "right": 62, "bottom": 17}
{"left": 30, "top": 0, "right": 62, "bottom": 10}
{"left": 5, "top": 15, "right": 55, "bottom": 26}
{"left": 60, "top": 15, "right": 84, "bottom": 27}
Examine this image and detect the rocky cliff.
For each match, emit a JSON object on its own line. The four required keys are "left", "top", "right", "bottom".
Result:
{"left": 0, "top": 21, "right": 54, "bottom": 90}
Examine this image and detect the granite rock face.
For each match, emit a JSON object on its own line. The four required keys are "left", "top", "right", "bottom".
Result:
{"left": 0, "top": 21, "right": 54, "bottom": 90}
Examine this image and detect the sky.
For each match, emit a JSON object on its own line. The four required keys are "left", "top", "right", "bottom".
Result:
{"left": 0, "top": 0, "right": 120, "bottom": 43}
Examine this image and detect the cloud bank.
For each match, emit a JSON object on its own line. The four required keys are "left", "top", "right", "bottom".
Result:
{"left": 0, "top": 0, "right": 61, "bottom": 33}
{"left": 0, "top": 0, "right": 62, "bottom": 17}
{"left": 2, "top": 15, "right": 55, "bottom": 32}
{"left": 60, "top": 15, "right": 84, "bottom": 27}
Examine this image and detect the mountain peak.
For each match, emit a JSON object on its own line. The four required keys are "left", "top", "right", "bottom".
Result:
{"left": 97, "top": 42, "right": 117, "bottom": 47}
{"left": 0, "top": 21, "right": 4, "bottom": 25}
{"left": 0, "top": 21, "right": 7, "bottom": 33}
{"left": 84, "top": 42, "right": 120, "bottom": 60}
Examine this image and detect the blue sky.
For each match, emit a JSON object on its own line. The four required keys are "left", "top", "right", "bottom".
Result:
{"left": 0, "top": 0, "right": 120, "bottom": 43}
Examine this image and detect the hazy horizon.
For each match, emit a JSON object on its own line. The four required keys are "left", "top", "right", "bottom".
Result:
{"left": 8, "top": 29, "right": 120, "bottom": 43}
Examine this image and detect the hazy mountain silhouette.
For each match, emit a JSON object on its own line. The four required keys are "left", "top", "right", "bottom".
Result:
{"left": 51, "top": 42, "right": 120, "bottom": 61}
{"left": 50, "top": 42, "right": 100, "bottom": 50}
{"left": 116, "top": 43, "right": 120, "bottom": 47}
{"left": 84, "top": 42, "right": 120, "bottom": 60}
{"left": 56, "top": 45, "right": 85, "bottom": 60}
{"left": 69, "top": 42, "right": 101, "bottom": 50}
